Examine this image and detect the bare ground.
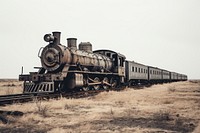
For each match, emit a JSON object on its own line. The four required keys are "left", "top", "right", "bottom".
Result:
{"left": 0, "top": 80, "right": 200, "bottom": 133}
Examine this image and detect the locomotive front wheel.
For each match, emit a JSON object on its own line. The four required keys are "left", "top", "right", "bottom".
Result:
{"left": 58, "top": 82, "right": 66, "bottom": 93}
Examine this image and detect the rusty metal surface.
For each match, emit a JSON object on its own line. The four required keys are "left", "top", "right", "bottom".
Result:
{"left": 70, "top": 48, "right": 113, "bottom": 71}
{"left": 40, "top": 44, "right": 72, "bottom": 72}
{"left": 67, "top": 38, "right": 77, "bottom": 49}
{"left": 23, "top": 82, "right": 54, "bottom": 93}
{"left": 79, "top": 42, "right": 92, "bottom": 53}
{"left": 41, "top": 33, "right": 113, "bottom": 73}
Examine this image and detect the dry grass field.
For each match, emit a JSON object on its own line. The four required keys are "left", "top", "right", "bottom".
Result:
{"left": 0, "top": 79, "right": 23, "bottom": 95}
{"left": 0, "top": 80, "right": 200, "bottom": 133}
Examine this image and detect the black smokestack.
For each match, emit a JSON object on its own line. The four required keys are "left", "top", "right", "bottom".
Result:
{"left": 52, "top": 31, "right": 61, "bottom": 45}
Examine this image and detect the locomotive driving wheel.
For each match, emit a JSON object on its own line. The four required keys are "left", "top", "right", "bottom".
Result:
{"left": 110, "top": 77, "right": 118, "bottom": 88}
{"left": 83, "top": 86, "right": 90, "bottom": 91}
{"left": 93, "top": 77, "right": 100, "bottom": 90}
{"left": 102, "top": 77, "right": 109, "bottom": 90}
{"left": 83, "top": 78, "right": 89, "bottom": 91}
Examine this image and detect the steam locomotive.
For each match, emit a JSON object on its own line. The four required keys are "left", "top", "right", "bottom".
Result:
{"left": 19, "top": 31, "right": 187, "bottom": 93}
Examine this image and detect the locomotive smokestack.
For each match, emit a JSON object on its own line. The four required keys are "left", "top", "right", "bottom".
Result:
{"left": 67, "top": 38, "right": 77, "bottom": 49}
{"left": 44, "top": 31, "right": 61, "bottom": 45}
{"left": 52, "top": 32, "right": 61, "bottom": 45}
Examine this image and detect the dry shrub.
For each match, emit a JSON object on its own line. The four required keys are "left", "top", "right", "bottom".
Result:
{"left": 193, "top": 122, "right": 200, "bottom": 133}
{"left": 168, "top": 85, "right": 176, "bottom": 92}
{"left": 174, "top": 117, "right": 183, "bottom": 127}
{"left": 123, "top": 107, "right": 140, "bottom": 117}
{"left": 189, "top": 80, "right": 200, "bottom": 84}
{"left": 162, "top": 100, "right": 173, "bottom": 104}
{"left": 64, "top": 103, "right": 76, "bottom": 111}
{"left": 47, "top": 127, "right": 66, "bottom": 133}
{"left": 153, "top": 110, "right": 171, "bottom": 121}
{"left": 115, "top": 101, "right": 125, "bottom": 107}
{"left": 34, "top": 98, "right": 51, "bottom": 117}
{"left": 110, "top": 108, "right": 114, "bottom": 115}
{"left": 0, "top": 115, "right": 8, "bottom": 124}
{"left": 0, "top": 110, "right": 24, "bottom": 124}
{"left": 3, "top": 83, "right": 16, "bottom": 87}
{"left": 93, "top": 89, "right": 136, "bottom": 106}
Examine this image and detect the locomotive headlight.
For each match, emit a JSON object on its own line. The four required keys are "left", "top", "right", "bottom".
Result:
{"left": 44, "top": 34, "right": 55, "bottom": 42}
{"left": 45, "top": 52, "right": 55, "bottom": 64}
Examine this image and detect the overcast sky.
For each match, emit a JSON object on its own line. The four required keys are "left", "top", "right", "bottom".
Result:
{"left": 0, "top": 0, "right": 199, "bottom": 79}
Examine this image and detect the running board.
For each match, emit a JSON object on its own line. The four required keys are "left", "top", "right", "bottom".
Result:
{"left": 23, "top": 82, "right": 54, "bottom": 93}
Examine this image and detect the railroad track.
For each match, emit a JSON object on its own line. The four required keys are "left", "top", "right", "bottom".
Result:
{"left": 0, "top": 89, "right": 109, "bottom": 106}
{"left": 0, "top": 93, "right": 60, "bottom": 106}
{"left": 0, "top": 93, "right": 34, "bottom": 105}
{"left": 0, "top": 85, "right": 149, "bottom": 106}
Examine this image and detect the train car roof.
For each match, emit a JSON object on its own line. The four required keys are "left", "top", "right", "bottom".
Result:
{"left": 148, "top": 65, "right": 163, "bottom": 70}
{"left": 126, "top": 60, "right": 148, "bottom": 67}
{"left": 93, "top": 49, "right": 126, "bottom": 59}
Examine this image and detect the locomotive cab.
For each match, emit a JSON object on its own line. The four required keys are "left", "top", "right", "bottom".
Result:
{"left": 93, "top": 50, "right": 126, "bottom": 82}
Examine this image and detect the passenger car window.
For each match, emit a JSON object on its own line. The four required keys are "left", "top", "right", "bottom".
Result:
{"left": 132, "top": 67, "right": 134, "bottom": 72}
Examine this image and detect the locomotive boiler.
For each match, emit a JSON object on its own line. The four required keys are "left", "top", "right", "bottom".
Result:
{"left": 19, "top": 32, "right": 126, "bottom": 93}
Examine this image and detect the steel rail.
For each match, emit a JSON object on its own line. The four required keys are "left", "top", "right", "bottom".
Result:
{"left": 0, "top": 87, "right": 126, "bottom": 106}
